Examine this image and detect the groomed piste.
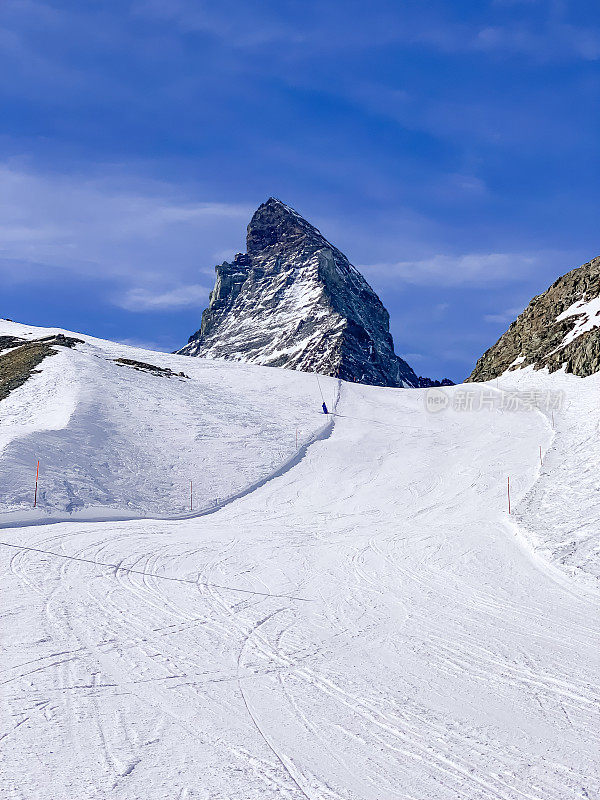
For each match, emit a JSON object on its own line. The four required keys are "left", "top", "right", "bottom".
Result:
{"left": 1, "top": 319, "right": 599, "bottom": 800}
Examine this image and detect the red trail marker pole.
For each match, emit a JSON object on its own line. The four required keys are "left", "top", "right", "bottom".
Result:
{"left": 34, "top": 460, "right": 39, "bottom": 508}
{"left": 507, "top": 475, "right": 511, "bottom": 515}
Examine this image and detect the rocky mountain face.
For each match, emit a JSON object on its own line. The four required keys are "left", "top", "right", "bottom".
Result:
{"left": 179, "top": 198, "right": 451, "bottom": 388}
{"left": 468, "top": 255, "right": 600, "bottom": 382}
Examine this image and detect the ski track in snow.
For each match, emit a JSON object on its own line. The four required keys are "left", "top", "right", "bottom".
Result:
{"left": 1, "top": 321, "right": 599, "bottom": 799}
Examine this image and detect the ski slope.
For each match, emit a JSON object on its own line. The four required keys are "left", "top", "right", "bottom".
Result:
{"left": 0, "top": 320, "right": 334, "bottom": 525}
{"left": 1, "top": 322, "right": 599, "bottom": 800}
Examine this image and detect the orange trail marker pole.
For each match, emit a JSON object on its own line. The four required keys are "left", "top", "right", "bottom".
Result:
{"left": 34, "top": 460, "right": 39, "bottom": 508}
{"left": 507, "top": 475, "right": 511, "bottom": 515}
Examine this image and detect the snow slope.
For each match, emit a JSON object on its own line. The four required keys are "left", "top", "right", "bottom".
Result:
{"left": 493, "top": 367, "right": 600, "bottom": 587}
{"left": 0, "top": 320, "right": 335, "bottom": 524}
{"left": 1, "top": 322, "right": 599, "bottom": 799}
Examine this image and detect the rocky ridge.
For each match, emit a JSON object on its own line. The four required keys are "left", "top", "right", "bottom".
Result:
{"left": 179, "top": 198, "right": 451, "bottom": 388}
{"left": 468, "top": 256, "right": 600, "bottom": 381}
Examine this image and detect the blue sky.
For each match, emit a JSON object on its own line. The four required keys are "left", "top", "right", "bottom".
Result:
{"left": 1, "top": 0, "right": 598, "bottom": 381}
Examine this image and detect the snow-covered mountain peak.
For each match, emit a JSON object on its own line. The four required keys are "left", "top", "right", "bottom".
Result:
{"left": 179, "top": 199, "right": 451, "bottom": 388}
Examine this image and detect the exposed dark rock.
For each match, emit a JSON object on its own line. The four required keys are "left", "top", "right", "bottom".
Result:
{"left": 417, "top": 376, "right": 455, "bottom": 388}
{"left": 0, "top": 335, "right": 27, "bottom": 353}
{"left": 468, "top": 256, "right": 600, "bottom": 381}
{"left": 37, "top": 334, "right": 84, "bottom": 348}
{"left": 0, "top": 342, "right": 57, "bottom": 401}
{"left": 179, "top": 198, "right": 452, "bottom": 388}
{"left": 114, "top": 357, "right": 188, "bottom": 379}
{"left": 0, "top": 334, "right": 84, "bottom": 402}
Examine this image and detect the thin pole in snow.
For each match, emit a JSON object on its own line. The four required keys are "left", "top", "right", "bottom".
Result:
{"left": 539, "top": 446, "right": 542, "bottom": 466}
{"left": 296, "top": 428, "right": 298, "bottom": 448}
{"left": 34, "top": 460, "right": 39, "bottom": 508}
{"left": 190, "top": 480, "right": 193, "bottom": 512}
{"left": 507, "top": 475, "right": 511, "bottom": 515}
{"left": 552, "top": 411, "right": 554, "bottom": 427}
{"left": 315, "top": 373, "right": 325, "bottom": 404}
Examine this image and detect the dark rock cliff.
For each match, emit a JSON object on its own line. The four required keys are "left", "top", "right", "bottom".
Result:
{"left": 468, "top": 255, "right": 600, "bottom": 381}
{"left": 179, "top": 198, "right": 450, "bottom": 388}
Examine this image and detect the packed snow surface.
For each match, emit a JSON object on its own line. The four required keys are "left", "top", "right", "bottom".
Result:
{"left": 1, "top": 320, "right": 599, "bottom": 799}
{"left": 0, "top": 320, "right": 331, "bottom": 524}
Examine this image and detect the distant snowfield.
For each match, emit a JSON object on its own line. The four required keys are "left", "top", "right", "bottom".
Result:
{"left": 1, "top": 320, "right": 599, "bottom": 800}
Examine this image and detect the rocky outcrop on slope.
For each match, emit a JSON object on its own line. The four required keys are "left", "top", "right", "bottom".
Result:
{"left": 0, "top": 334, "right": 82, "bottom": 401}
{"left": 468, "top": 256, "right": 600, "bottom": 381}
{"left": 114, "top": 358, "right": 188, "bottom": 379}
{"left": 179, "top": 198, "right": 450, "bottom": 388}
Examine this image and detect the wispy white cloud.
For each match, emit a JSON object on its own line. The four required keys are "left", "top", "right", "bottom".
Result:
{"left": 0, "top": 163, "right": 250, "bottom": 306}
{"left": 341, "top": 77, "right": 595, "bottom": 153}
{"left": 473, "top": 22, "right": 600, "bottom": 61}
{"left": 132, "top": 0, "right": 301, "bottom": 48}
{"left": 117, "top": 284, "right": 211, "bottom": 311}
{"left": 362, "top": 253, "right": 540, "bottom": 288}
{"left": 117, "top": 336, "right": 176, "bottom": 352}
{"left": 484, "top": 306, "right": 525, "bottom": 323}
{"left": 132, "top": 0, "right": 600, "bottom": 62}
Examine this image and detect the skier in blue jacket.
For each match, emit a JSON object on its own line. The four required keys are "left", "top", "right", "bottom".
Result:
{"left": 322, "top": 402, "right": 328, "bottom": 414}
